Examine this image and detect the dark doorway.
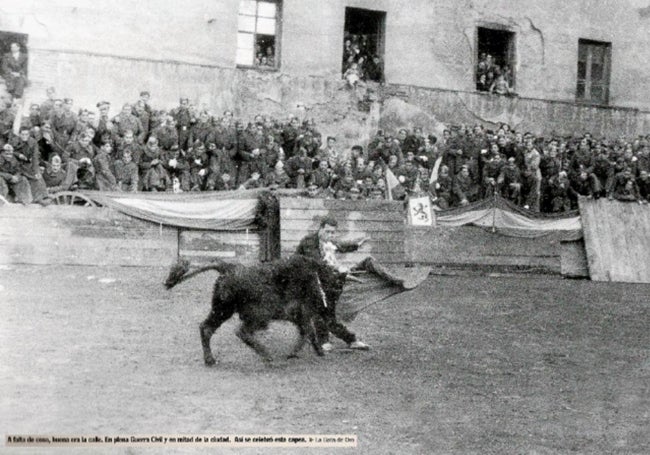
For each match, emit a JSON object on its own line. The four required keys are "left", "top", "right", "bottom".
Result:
{"left": 476, "top": 27, "right": 515, "bottom": 92}
{"left": 343, "top": 7, "right": 386, "bottom": 83}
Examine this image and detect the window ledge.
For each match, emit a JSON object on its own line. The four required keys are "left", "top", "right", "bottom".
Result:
{"left": 236, "top": 65, "right": 280, "bottom": 73}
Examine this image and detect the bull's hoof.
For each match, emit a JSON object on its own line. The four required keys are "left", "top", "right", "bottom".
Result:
{"left": 204, "top": 356, "right": 217, "bottom": 367}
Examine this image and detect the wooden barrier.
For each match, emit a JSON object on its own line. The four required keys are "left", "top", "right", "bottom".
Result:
{"left": 279, "top": 197, "right": 405, "bottom": 265}
{"left": 178, "top": 229, "right": 263, "bottom": 265}
{"left": 405, "top": 225, "right": 564, "bottom": 272}
{"left": 0, "top": 205, "right": 177, "bottom": 267}
{"left": 579, "top": 198, "right": 650, "bottom": 283}
{"left": 560, "top": 239, "right": 589, "bottom": 278}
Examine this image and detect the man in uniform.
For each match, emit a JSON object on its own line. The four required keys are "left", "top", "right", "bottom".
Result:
{"left": 171, "top": 97, "right": 193, "bottom": 150}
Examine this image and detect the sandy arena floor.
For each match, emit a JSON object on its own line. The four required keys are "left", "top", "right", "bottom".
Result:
{"left": 1, "top": 265, "right": 649, "bottom": 454}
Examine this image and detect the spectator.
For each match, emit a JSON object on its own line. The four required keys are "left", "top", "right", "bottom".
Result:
{"left": 93, "top": 141, "right": 118, "bottom": 191}
{"left": 610, "top": 167, "right": 640, "bottom": 202}
{"left": 2, "top": 42, "right": 28, "bottom": 99}
{"left": 637, "top": 170, "right": 650, "bottom": 203}
{"left": 43, "top": 154, "right": 76, "bottom": 193}
{"left": 114, "top": 149, "right": 139, "bottom": 192}
{"left": 0, "top": 143, "right": 33, "bottom": 203}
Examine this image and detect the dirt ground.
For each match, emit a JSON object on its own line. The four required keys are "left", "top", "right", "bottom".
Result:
{"left": 1, "top": 264, "right": 649, "bottom": 454}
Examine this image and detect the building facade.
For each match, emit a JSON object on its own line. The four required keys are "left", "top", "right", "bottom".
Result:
{"left": 0, "top": 0, "right": 648, "bottom": 136}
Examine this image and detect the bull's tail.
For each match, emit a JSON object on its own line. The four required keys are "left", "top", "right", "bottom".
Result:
{"left": 164, "top": 259, "right": 239, "bottom": 290}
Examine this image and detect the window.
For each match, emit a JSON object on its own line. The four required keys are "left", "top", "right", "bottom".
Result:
{"left": 342, "top": 7, "right": 386, "bottom": 83}
{"left": 476, "top": 27, "right": 516, "bottom": 93}
{"left": 236, "top": 0, "right": 280, "bottom": 69}
{"left": 576, "top": 39, "right": 611, "bottom": 105}
{"left": 0, "top": 31, "right": 28, "bottom": 76}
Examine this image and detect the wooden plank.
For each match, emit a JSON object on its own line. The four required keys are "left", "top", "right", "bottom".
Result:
{"left": 281, "top": 229, "right": 406, "bottom": 243}
{"left": 280, "top": 249, "right": 406, "bottom": 264}
{"left": 560, "top": 240, "right": 589, "bottom": 278}
{"left": 280, "top": 208, "right": 404, "bottom": 222}
{"left": 280, "top": 197, "right": 403, "bottom": 211}
{"left": 281, "top": 241, "right": 404, "bottom": 254}
{"left": 180, "top": 231, "right": 262, "bottom": 249}
{"left": 280, "top": 219, "right": 404, "bottom": 232}
{"left": 579, "top": 197, "right": 650, "bottom": 283}
{"left": 579, "top": 198, "right": 605, "bottom": 280}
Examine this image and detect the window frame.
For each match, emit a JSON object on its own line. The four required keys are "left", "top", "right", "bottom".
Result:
{"left": 576, "top": 39, "right": 612, "bottom": 106}
{"left": 236, "top": 0, "right": 282, "bottom": 71}
{"left": 475, "top": 25, "right": 517, "bottom": 93}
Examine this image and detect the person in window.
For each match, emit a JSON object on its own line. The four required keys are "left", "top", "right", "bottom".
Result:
{"left": 489, "top": 68, "right": 514, "bottom": 96}
{"left": 343, "top": 62, "right": 363, "bottom": 88}
{"left": 365, "top": 55, "right": 384, "bottom": 83}
{"left": 264, "top": 46, "right": 275, "bottom": 67}
{"left": 2, "top": 43, "right": 27, "bottom": 99}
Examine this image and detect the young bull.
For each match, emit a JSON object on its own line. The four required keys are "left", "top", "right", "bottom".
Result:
{"left": 164, "top": 255, "right": 353, "bottom": 366}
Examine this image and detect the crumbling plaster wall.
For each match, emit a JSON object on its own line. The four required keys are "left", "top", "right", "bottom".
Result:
{"left": 0, "top": 0, "right": 648, "bottom": 142}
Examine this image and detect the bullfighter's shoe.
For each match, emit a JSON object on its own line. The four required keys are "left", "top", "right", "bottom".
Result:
{"left": 348, "top": 340, "right": 370, "bottom": 350}
{"left": 321, "top": 342, "right": 333, "bottom": 352}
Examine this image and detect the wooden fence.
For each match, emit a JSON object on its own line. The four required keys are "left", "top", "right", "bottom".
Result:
{"left": 579, "top": 198, "right": 650, "bottom": 283}
{"left": 279, "top": 197, "right": 405, "bottom": 265}
{"left": 0, "top": 205, "right": 263, "bottom": 267}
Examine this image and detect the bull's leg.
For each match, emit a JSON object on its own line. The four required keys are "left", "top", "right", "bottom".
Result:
{"left": 200, "top": 305, "right": 235, "bottom": 366}
{"left": 236, "top": 322, "right": 272, "bottom": 363}
{"left": 307, "top": 316, "right": 325, "bottom": 357}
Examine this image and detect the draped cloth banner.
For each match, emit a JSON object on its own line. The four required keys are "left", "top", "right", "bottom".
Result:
{"left": 77, "top": 189, "right": 301, "bottom": 231}
{"left": 434, "top": 195, "right": 583, "bottom": 239}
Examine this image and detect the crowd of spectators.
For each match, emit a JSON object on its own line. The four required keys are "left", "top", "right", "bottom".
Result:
{"left": 0, "top": 86, "right": 649, "bottom": 212}
{"left": 476, "top": 52, "right": 516, "bottom": 96}
{"left": 342, "top": 32, "right": 384, "bottom": 87}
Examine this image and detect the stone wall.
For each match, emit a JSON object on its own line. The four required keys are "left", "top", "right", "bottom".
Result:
{"left": 379, "top": 85, "right": 650, "bottom": 138}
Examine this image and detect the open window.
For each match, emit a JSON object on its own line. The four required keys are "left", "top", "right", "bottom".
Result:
{"left": 476, "top": 26, "right": 516, "bottom": 93}
{"left": 236, "top": 0, "right": 281, "bottom": 69}
{"left": 576, "top": 39, "right": 611, "bottom": 105}
{"left": 342, "top": 7, "right": 386, "bottom": 83}
{"left": 0, "top": 31, "right": 28, "bottom": 74}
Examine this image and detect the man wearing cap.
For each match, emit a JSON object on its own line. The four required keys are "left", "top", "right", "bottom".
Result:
{"left": 171, "top": 98, "right": 193, "bottom": 150}
{"left": 95, "top": 101, "right": 116, "bottom": 147}
{"left": 2, "top": 43, "right": 27, "bottom": 99}
{"left": 295, "top": 216, "right": 371, "bottom": 352}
